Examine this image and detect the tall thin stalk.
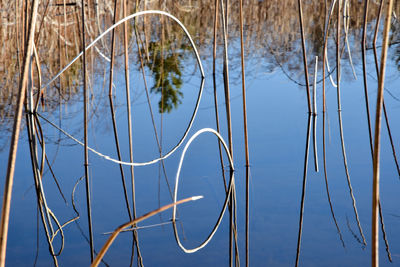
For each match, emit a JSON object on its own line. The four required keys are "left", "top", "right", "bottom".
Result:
{"left": 322, "top": 0, "right": 345, "bottom": 247}
{"left": 372, "top": 0, "right": 400, "bottom": 178}
{"left": 361, "top": 0, "right": 392, "bottom": 260}
{"left": 108, "top": 0, "right": 134, "bottom": 225}
{"left": 106, "top": 2, "right": 139, "bottom": 266}
{"left": 372, "top": 0, "right": 394, "bottom": 265}
{"left": 123, "top": 0, "right": 144, "bottom": 264}
{"left": 239, "top": 0, "right": 250, "bottom": 265}
{"left": 0, "top": 0, "right": 39, "bottom": 265}
{"left": 213, "top": 0, "right": 228, "bottom": 192}
{"left": 361, "top": 0, "right": 373, "bottom": 157}
{"left": 297, "top": 0, "right": 312, "bottom": 113}
{"left": 312, "top": 56, "right": 319, "bottom": 172}
{"left": 81, "top": 0, "right": 95, "bottom": 261}
{"left": 336, "top": 0, "right": 366, "bottom": 245}
{"left": 219, "top": 1, "right": 235, "bottom": 265}
{"left": 295, "top": 114, "right": 312, "bottom": 267}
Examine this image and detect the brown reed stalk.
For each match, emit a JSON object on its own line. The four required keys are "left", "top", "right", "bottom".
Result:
{"left": 108, "top": 0, "right": 134, "bottom": 222}
{"left": 91, "top": 196, "right": 203, "bottom": 267}
{"left": 213, "top": 0, "right": 228, "bottom": 192}
{"left": 372, "top": 0, "right": 394, "bottom": 265}
{"left": 63, "top": 0, "right": 68, "bottom": 62}
{"left": 219, "top": 1, "right": 236, "bottom": 265}
{"left": 336, "top": 0, "right": 366, "bottom": 246}
{"left": 0, "top": 0, "right": 39, "bottom": 265}
{"left": 361, "top": 0, "right": 374, "bottom": 157}
{"left": 295, "top": 114, "right": 312, "bottom": 267}
{"left": 81, "top": 0, "right": 95, "bottom": 261}
{"left": 239, "top": 0, "right": 250, "bottom": 265}
{"left": 359, "top": 0, "right": 393, "bottom": 260}
{"left": 297, "top": 0, "right": 312, "bottom": 113}
{"left": 124, "top": 0, "right": 144, "bottom": 265}
{"left": 372, "top": 0, "right": 400, "bottom": 178}
{"left": 220, "top": 0, "right": 233, "bottom": 157}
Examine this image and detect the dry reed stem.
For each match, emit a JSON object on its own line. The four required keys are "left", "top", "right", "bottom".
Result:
{"left": 108, "top": 0, "right": 134, "bottom": 221}
{"left": 336, "top": 0, "right": 366, "bottom": 246}
{"left": 295, "top": 114, "right": 312, "bottom": 267}
{"left": 0, "top": 0, "right": 39, "bottom": 265}
{"left": 213, "top": 0, "right": 228, "bottom": 192}
{"left": 123, "top": 1, "right": 144, "bottom": 265}
{"left": 372, "top": 0, "right": 400, "bottom": 178}
{"left": 81, "top": 0, "right": 95, "bottom": 261}
{"left": 239, "top": 0, "right": 250, "bottom": 265}
{"left": 360, "top": 0, "right": 393, "bottom": 260}
{"left": 218, "top": 1, "right": 237, "bottom": 265}
{"left": 26, "top": 92, "right": 59, "bottom": 266}
{"left": 322, "top": 0, "right": 345, "bottom": 247}
{"left": 297, "top": 0, "right": 312, "bottom": 113}
{"left": 372, "top": 0, "right": 394, "bottom": 265}
{"left": 361, "top": 0, "right": 374, "bottom": 157}
{"left": 106, "top": 2, "right": 140, "bottom": 265}
{"left": 91, "top": 196, "right": 202, "bottom": 267}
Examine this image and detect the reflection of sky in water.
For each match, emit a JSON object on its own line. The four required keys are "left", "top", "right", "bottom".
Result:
{"left": 1, "top": 24, "right": 400, "bottom": 267}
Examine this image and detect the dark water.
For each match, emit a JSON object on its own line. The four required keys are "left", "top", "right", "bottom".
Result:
{"left": 1, "top": 1, "right": 400, "bottom": 266}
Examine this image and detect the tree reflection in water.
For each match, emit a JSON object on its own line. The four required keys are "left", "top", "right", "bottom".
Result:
{"left": 143, "top": 41, "right": 190, "bottom": 113}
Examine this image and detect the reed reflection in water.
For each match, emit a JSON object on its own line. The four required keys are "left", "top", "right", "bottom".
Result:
{"left": 0, "top": 0, "right": 400, "bottom": 266}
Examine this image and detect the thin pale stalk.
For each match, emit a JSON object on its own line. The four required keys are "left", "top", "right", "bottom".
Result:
{"left": 336, "top": 0, "right": 366, "bottom": 245}
{"left": 312, "top": 56, "right": 318, "bottom": 172}
{"left": 322, "top": 0, "right": 345, "bottom": 247}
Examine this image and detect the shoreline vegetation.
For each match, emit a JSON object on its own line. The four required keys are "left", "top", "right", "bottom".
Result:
{"left": 1, "top": 0, "right": 399, "bottom": 128}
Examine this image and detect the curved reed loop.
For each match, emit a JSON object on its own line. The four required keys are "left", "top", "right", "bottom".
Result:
{"left": 172, "top": 128, "right": 236, "bottom": 254}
